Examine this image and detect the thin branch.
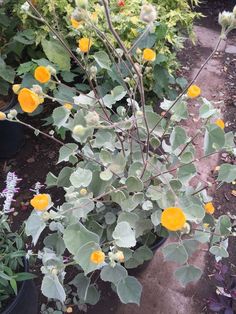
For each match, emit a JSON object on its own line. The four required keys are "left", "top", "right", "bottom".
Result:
{"left": 149, "top": 37, "right": 222, "bottom": 135}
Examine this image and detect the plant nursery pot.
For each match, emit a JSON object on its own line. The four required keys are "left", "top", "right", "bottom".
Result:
{"left": 0, "top": 95, "right": 24, "bottom": 160}
{"left": 1, "top": 259, "right": 38, "bottom": 314}
{"left": 127, "top": 236, "right": 167, "bottom": 276}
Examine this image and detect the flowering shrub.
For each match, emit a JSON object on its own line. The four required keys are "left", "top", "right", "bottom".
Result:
{"left": 2, "top": 1, "right": 236, "bottom": 310}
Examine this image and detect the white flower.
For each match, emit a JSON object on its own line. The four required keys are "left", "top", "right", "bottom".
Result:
{"left": 21, "top": 2, "right": 30, "bottom": 12}
{"left": 140, "top": 4, "right": 157, "bottom": 24}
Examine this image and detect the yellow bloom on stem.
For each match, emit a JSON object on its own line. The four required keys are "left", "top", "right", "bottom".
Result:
{"left": 18, "top": 88, "right": 41, "bottom": 113}
{"left": 30, "top": 194, "right": 51, "bottom": 211}
{"left": 161, "top": 207, "right": 186, "bottom": 231}
{"left": 90, "top": 250, "right": 105, "bottom": 264}
{"left": 64, "top": 103, "right": 73, "bottom": 110}
{"left": 34, "top": 66, "right": 51, "bottom": 84}
{"left": 204, "top": 202, "right": 215, "bottom": 215}
{"left": 215, "top": 119, "right": 225, "bottom": 129}
{"left": 187, "top": 85, "right": 201, "bottom": 98}
{"left": 79, "top": 38, "right": 92, "bottom": 53}
{"left": 0, "top": 112, "right": 6, "bottom": 121}
{"left": 143, "top": 48, "right": 156, "bottom": 62}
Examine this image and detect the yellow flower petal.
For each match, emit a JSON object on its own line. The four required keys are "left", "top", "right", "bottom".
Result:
{"left": 90, "top": 250, "right": 105, "bottom": 264}
{"left": 34, "top": 66, "right": 51, "bottom": 84}
{"left": 143, "top": 48, "right": 156, "bottom": 62}
{"left": 215, "top": 119, "right": 225, "bottom": 129}
{"left": 187, "top": 85, "right": 201, "bottom": 98}
{"left": 204, "top": 202, "right": 215, "bottom": 215}
{"left": 18, "top": 88, "right": 41, "bottom": 113}
{"left": 161, "top": 207, "right": 186, "bottom": 231}
{"left": 30, "top": 194, "right": 51, "bottom": 211}
{"left": 79, "top": 38, "right": 92, "bottom": 53}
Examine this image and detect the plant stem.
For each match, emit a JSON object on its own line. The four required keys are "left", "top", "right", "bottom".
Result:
{"left": 149, "top": 37, "right": 222, "bottom": 135}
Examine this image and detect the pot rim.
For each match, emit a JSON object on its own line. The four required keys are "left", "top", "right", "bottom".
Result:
{"left": 1, "top": 258, "right": 30, "bottom": 314}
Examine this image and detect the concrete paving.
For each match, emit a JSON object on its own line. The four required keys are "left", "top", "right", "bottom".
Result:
{"left": 116, "top": 25, "right": 234, "bottom": 314}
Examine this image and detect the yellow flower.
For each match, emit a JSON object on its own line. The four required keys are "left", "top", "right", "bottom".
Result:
{"left": 66, "top": 307, "right": 73, "bottom": 314}
{"left": 161, "top": 207, "right": 186, "bottom": 231}
{"left": 187, "top": 85, "right": 201, "bottom": 98}
{"left": 215, "top": 119, "right": 225, "bottom": 130}
{"left": 204, "top": 202, "right": 215, "bottom": 215}
{"left": 34, "top": 66, "right": 51, "bottom": 84}
{"left": 143, "top": 48, "right": 156, "bottom": 62}
{"left": 71, "top": 18, "right": 83, "bottom": 29}
{"left": 79, "top": 38, "right": 92, "bottom": 53}
{"left": 30, "top": 194, "right": 51, "bottom": 211}
{"left": 90, "top": 250, "right": 105, "bottom": 264}
{"left": 18, "top": 88, "right": 41, "bottom": 113}
{"left": 12, "top": 84, "right": 21, "bottom": 94}
{"left": 64, "top": 103, "right": 73, "bottom": 110}
{"left": 0, "top": 112, "right": 6, "bottom": 121}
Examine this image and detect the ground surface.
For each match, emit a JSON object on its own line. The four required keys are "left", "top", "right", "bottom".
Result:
{"left": 0, "top": 1, "right": 235, "bottom": 314}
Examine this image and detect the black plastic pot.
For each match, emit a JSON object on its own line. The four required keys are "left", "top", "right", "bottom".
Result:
{"left": 1, "top": 259, "right": 38, "bottom": 314}
{"left": 127, "top": 237, "right": 167, "bottom": 276}
{"left": 0, "top": 96, "right": 24, "bottom": 160}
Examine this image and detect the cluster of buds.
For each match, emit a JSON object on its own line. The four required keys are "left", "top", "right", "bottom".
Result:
{"left": 140, "top": 4, "right": 157, "bottom": 24}
{"left": 108, "top": 247, "right": 125, "bottom": 267}
{"left": 218, "top": 6, "right": 236, "bottom": 35}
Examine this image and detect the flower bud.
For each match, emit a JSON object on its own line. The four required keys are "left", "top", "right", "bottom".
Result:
{"left": 233, "top": 6, "right": 236, "bottom": 18}
{"left": 136, "top": 110, "right": 143, "bottom": 117}
{"left": 73, "top": 125, "right": 86, "bottom": 137}
{"left": 0, "top": 111, "right": 6, "bottom": 121}
{"left": 32, "top": 85, "right": 43, "bottom": 96}
{"left": 9, "top": 109, "right": 17, "bottom": 118}
{"left": 47, "top": 65, "right": 57, "bottom": 76}
{"left": 140, "top": 4, "right": 157, "bottom": 23}
{"left": 21, "top": 2, "right": 30, "bottom": 12}
{"left": 181, "top": 222, "right": 191, "bottom": 235}
{"left": 51, "top": 268, "right": 58, "bottom": 275}
{"left": 218, "top": 11, "right": 234, "bottom": 28}
{"left": 89, "top": 65, "right": 98, "bottom": 79}
{"left": 71, "top": 8, "right": 84, "bottom": 22}
{"left": 75, "top": 0, "right": 88, "bottom": 9}
{"left": 124, "top": 77, "right": 130, "bottom": 83}
{"left": 85, "top": 111, "right": 100, "bottom": 126}
{"left": 115, "top": 48, "right": 124, "bottom": 58}
{"left": 42, "top": 212, "right": 50, "bottom": 221}
{"left": 12, "top": 84, "right": 21, "bottom": 95}
{"left": 80, "top": 188, "right": 88, "bottom": 196}
{"left": 115, "top": 251, "right": 125, "bottom": 262}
